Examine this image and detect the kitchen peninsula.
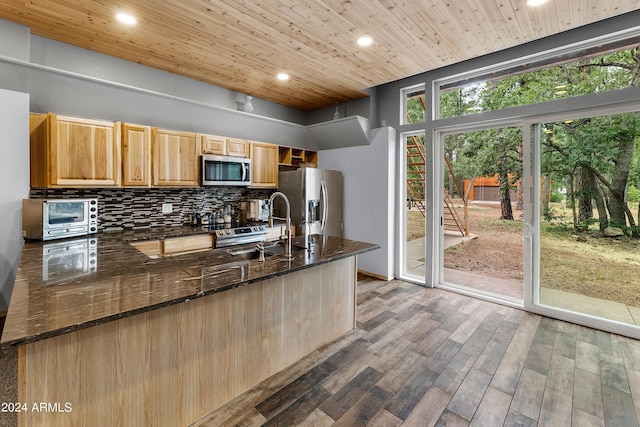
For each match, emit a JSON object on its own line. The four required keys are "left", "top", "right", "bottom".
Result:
{"left": 1, "top": 227, "right": 378, "bottom": 427}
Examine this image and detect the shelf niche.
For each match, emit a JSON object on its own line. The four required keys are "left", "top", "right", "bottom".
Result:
{"left": 278, "top": 146, "right": 317, "bottom": 169}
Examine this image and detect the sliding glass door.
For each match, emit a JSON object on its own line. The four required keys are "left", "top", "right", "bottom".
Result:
{"left": 426, "top": 32, "right": 640, "bottom": 337}
{"left": 528, "top": 109, "right": 640, "bottom": 337}
{"left": 438, "top": 124, "right": 525, "bottom": 303}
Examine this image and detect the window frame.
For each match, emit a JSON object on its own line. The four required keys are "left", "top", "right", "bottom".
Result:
{"left": 433, "top": 27, "right": 640, "bottom": 120}
{"left": 400, "top": 83, "right": 426, "bottom": 125}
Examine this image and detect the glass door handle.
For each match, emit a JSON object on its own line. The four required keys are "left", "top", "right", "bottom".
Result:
{"left": 524, "top": 223, "right": 534, "bottom": 238}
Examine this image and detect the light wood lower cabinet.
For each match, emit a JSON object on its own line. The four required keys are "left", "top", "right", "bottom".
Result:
{"left": 162, "top": 235, "right": 213, "bottom": 255}
{"left": 131, "top": 235, "right": 213, "bottom": 258}
{"left": 129, "top": 240, "right": 162, "bottom": 258}
{"left": 18, "top": 257, "right": 356, "bottom": 427}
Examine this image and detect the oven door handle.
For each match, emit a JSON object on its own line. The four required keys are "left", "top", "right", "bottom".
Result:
{"left": 215, "top": 234, "right": 266, "bottom": 248}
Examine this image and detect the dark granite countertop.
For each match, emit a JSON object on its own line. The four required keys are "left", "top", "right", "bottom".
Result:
{"left": 0, "top": 226, "right": 378, "bottom": 348}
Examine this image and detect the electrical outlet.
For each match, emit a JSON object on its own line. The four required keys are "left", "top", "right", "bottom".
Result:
{"left": 162, "top": 203, "right": 173, "bottom": 214}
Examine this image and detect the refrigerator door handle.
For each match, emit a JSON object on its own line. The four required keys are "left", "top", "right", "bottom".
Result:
{"left": 321, "top": 179, "right": 328, "bottom": 232}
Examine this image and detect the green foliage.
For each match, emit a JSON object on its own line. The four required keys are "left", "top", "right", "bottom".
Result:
{"left": 439, "top": 45, "right": 640, "bottom": 235}
{"left": 543, "top": 207, "right": 556, "bottom": 222}
{"left": 542, "top": 205, "right": 573, "bottom": 228}
{"left": 550, "top": 192, "right": 563, "bottom": 203}
{"left": 440, "top": 47, "right": 640, "bottom": 120}
{"left": 578, "top": 217, "right": 598, "bottom": 227}
{"left": 540, "top": 221, "right": 574, "bottom": 236}
{"left": 630, "top": 139, "right": 640, "bottom": 188}
{"left": 405, "top": 89, "right": 425, "bottom": 123}
{"left": 629, "top": 185, "right": 640, "bottom": 204}
{"left": 544, "top": 111, "right": 639, "bottom": 229}
{"left": 446, "top": 126, "right": 522, "bottom": 218}
{"left": 440, "top": 85, "right": 483, "bottom": 119}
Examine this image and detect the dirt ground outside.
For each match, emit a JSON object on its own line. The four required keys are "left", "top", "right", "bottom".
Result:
{"left": 408, "top": 200, "right": 640, "bottom": 308}
{"left": 443, "top": 202, "right": 524, "bottom": 282}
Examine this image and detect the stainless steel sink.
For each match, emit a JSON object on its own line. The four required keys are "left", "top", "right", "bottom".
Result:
{"left": 226, "top": 247, "right": 262, "bottom": 260}
{"left": 226, "top": 241, "right": 305, "bottom": 260}
{"left": 226, "top": 242, "right": 283, "bottom": 260}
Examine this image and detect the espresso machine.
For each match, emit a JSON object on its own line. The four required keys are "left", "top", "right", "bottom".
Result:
{"left": 246, "top": 199, "right": 270, "bottom": 222}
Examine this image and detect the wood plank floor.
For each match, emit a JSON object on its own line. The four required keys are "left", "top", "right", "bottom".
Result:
{"left": 192, "top": 275, "right": 640, "bottom": 426}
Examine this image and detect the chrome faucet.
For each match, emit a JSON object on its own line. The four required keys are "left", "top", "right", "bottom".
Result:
{"left": 268, "top": 191, "right": 293, "bottom": 259}
{"left": 256, "top": 242, "right": 265, "bottom": 262}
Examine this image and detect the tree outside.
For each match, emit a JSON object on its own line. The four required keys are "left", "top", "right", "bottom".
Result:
{"left": 440, "top": 44, "right": 640, "bottom": 237}
{"left": 423, "top": 43, "right": 640, "bottom": 311}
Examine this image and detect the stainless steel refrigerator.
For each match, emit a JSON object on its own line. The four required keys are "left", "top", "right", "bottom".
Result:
{"left": 275, "top": 168, "right": 343, "bottom": 237}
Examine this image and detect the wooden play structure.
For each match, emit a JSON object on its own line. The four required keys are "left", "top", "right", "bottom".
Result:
{"left": 405, "top": 121, "right": 468, "bottom": 236}
{"left": 405, "top": 94, "right": 468, "bottom": 236}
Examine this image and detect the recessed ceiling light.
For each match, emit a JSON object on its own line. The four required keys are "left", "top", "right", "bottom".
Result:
{"left": 526, "top": 0, "right": 550, "bottom": 6}
{"left": 277, "top": 72, "right": 289, "bottom": 81}
{"left": 116, "top": 13, "right": 137, "bottom": 25}
{"left": 357, "top": 36, "right": 373, "bottom": 47}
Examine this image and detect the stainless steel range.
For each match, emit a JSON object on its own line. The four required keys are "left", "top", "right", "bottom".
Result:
{"left": 211, "top": 223, "right": 267, "bottom": 248}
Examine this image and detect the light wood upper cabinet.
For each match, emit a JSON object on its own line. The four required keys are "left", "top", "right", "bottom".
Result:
{"left": 30, "top": 113, "right": 121, "bottom": 188}
{"left": 199, "top": 133, "right": 226, "bottom": 155}
{"left": 200, "top": 134, "right": 249, "bottom": 158}
{"left": 152, "top": 128, "right": 200, "bottom": 187}
{"left": 122, "top": 123, "right": 151, "bottom": 187}
{"left": 29, "top": 112, "right": 296, "bottom": 190}
{"left": 226, "top": 137, "right": 248, "bottom": 158}
{"left": 249, "top": 141, "right": 278, "bottom": 188}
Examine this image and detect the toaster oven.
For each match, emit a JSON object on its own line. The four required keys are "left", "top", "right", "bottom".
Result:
{"left": 22, "top": 198, "right": 98, "bottom": 241}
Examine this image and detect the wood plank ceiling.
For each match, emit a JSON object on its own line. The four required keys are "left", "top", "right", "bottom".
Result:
{"left": 0, "top": 0, "right": 638, "bottom": 111}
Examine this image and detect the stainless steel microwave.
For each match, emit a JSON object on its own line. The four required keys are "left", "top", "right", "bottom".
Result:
{"left": 22, "top": 198, "right": 98, "bottom": 241}
{"left": 201, "top": 154, "right": 251, "bottom": 186}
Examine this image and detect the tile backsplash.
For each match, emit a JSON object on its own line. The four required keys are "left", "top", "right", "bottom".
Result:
{"left": 30, "top": 187, "right": 274, "bottom": 231}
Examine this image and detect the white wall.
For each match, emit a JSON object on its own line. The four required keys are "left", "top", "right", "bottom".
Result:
{"left": 319, "top": 127, "right": 396, "bottom": 279}
{"left": 0, "top": 88, "right": 29, "bottom": 311}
